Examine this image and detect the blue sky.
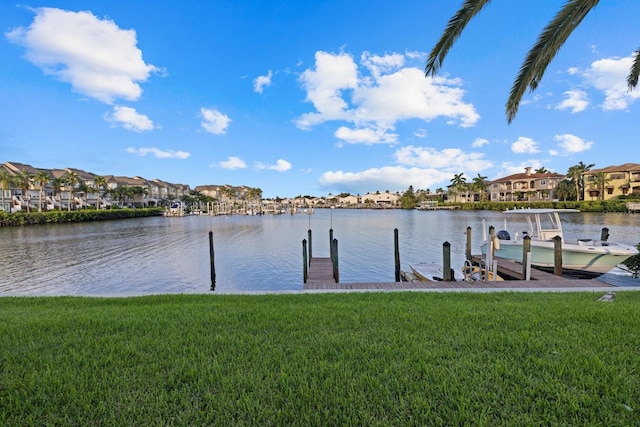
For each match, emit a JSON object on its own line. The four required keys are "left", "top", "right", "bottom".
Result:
{"left": 2, "top": 1, "right": 639, "bottom": 198}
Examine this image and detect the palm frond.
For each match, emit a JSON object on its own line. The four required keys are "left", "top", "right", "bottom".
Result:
{"left": 506, "top": 0, "right": 599, "bottom": 123}
{"left": 425, "top": 0, "right": 492, "bottom": 77}
{"left": 627, "top": 48, "right": 640, "bottom": 91}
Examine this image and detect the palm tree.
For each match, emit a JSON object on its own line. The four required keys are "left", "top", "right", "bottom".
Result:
{"left": 0, "top": 168, "right": 14, "bottom": 213}
{"left": 425, "top": 0, "right": 640, "bottom": 123}
{"left": 449, "top": 173, "right": 467, "bottom": 202}
{"left": 93, "top": 175, "right": 106, "bottom": 210}
{"left": 470, "top": 173, "right": 488, "bottom": 201}
{"left": 64, "top": 171, "right": 79, "bottom": 211}
{"left": 50, "top": 177, "right": 65, "bottom": 210}
{"left": 566, "top": 161, "right": 594, "bottom": 201}
{"left": 589, "top": 172, "right": 610, "bottom": 200}
{"left": 554, "top": 179, "right": 576, "bottom": 201}
{"left": 34, "top": 170, "right": 52, "bottom": 212}
{"left": 534, "top": 167, "right": 549, "bottom": 174}
{"left": 15, "top": 170, "right": 34, "bottom": 213}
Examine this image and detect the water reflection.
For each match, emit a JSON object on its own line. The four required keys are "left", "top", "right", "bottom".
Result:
{"left": 0, "top": 210, "right": 637, "bottom": 295}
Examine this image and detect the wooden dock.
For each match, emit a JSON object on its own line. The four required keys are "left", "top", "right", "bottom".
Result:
{"left": 302, "top": 276, "right": 614, "bottom": 291}
{"left": 305, "top": 257, "right": 336, "bottom": 286}
{"left": 302, "top": 254, "right": 618, "bottom": 291}
{"left": 468, "top": 254, "right": 580, "bottom": 283}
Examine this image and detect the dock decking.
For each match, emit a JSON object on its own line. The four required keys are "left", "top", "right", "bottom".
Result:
{"left": 302, "top": 254, "right": 617, "bottom": 291}
{"left": 305, "top": 257, "right": 336, "bottom": 285}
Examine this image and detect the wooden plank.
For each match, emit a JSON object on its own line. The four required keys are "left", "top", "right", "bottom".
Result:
{"left": 303, "top": 277, "right": 612, "bottom": 291}
{"left": 305, "top": 257, "right": 335, "bottom": 288}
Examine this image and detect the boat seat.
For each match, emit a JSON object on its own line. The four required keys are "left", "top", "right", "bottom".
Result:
{"left": 496, "top": 230, "right": 511, "bottom": 240}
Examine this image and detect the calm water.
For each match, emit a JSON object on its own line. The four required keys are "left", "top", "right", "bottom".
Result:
{"left": 1, "top": 209, "right": 638, "bottom": 295}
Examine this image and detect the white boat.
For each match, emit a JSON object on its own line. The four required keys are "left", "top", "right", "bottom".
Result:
{"left": 409, "top": 260, "right": 503, "bottom": 282}
{"left": 409, "top": 262, "right": 457, "bottom": 282}
{"left": 480, "top": 208, "right": 639, "bottom": 278}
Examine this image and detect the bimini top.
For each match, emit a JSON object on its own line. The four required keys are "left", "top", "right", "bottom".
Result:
{"left": 502, "top": 208, "right": 580, "bottom": 214}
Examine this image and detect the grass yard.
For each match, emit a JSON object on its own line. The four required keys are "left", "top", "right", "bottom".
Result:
{"left": 1, "top": 292, "right": 639, "bottom": 426}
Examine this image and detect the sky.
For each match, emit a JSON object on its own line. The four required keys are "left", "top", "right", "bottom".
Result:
{"left": 2, "top": 1, "right": 639, "bottom": 198}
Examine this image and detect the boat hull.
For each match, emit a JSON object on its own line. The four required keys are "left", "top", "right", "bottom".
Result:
{"left": 409, "top": 262, "right": 455, "bottom": 282}
{"left": 480, "top": 240, "right": 636, "bottom": 278}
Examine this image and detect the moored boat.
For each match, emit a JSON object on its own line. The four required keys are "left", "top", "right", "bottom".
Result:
{"left": 409, "top": 260, "right": 503, "bottom": 282}
{"left": 480, "top": 208, "right": 638, "bottom": 278}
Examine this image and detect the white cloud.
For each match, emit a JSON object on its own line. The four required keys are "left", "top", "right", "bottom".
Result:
{"left": 471, "top": 138, "right": 489, "bottom": 148}
{"left": 334, "top": 126, "right": 397, "bottom": 145}
{"left": 295, "top": 51, "right": 359, "bottom": 129}
{"left": 125, "top": 147, "right": 189, "bottom": 159}
{"left": 6, "top": 7, "right": 158, "bottom": 104}
{"left": 554, "top": 133, "right": 593, "bottom": 153}
{"left": 294, "top": 50, "right": 479, "bottom": 145}
{"left": 583, "top": 54, "right": 640, "bottom": 110}
{"left": 200, "top": 107, "right": 231, "bottom": 134}
{"left": 105, "top": 106, "right": 154, "bottom": 132}
{"left": 511, "top": 137, "right": 540, "bottom": 154}
{"left": 256, "top": 159, "right": 292, "bottom": 172}
{"left": 219, "top": 156, "right": 246, "bottom": 170}
{"left": 413, "top": 128, "right": 428, "bottom": 138}
{"left": 360, "top": 51, "right": 405, "bottom": 79}
{"left": 393, "top": 145, "right": 492, "bottom": 173}
{"left": 555, "top": 90, "right": 589, "bottom": 113}
{"left": 253, "top": 70, "right": 273, "bottom": 93}
{"left": 319, "top": 166, "right": 452, "bottom": 194}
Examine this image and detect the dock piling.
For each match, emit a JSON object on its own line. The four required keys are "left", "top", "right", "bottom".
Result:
{"left": 332, "top": 238, "right": 339, "bottom": 282}
{"left": 302, "top": 239, "right": 308, "bottom": 283}
{"left": 394, "top": 228, "right": 400, "bottom": 282}
{"left": 601, "top": 227, "right": 609, "bottom": 242}
{"left": 553, "top": 235, "right": 563, "bottom": 276}
{"left": 522, "top": 235, "right": 531, "bottom": 280}
{"left": 443, "top": 241, "right": 452, "bottom": 281}
{"left": 209, "top": 231, "right": 216, "bottom": 291}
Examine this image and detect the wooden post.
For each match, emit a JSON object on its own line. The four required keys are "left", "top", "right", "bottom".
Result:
{"left": 486, "top": 226, "right": 495, "bottom": 282}
{"left": 600, "top": 227, "right": 609, "bottom": 242}
{"left": 443, "top": 241, "right": 452, "bottom": 281}
{"left": 209, "top": 231, "right": 216, "bottom": 291}
{"left": 465, "top": 226, "right": 472, "bottom": 260}
{"left": 329, "top": 229, "right": 334, "bottom": 260}
{"left": 332, "top": 238, "right": 339, "bottom": 283}
{"left": 308, "top": 229, "right": 312, "bottom": 263}
{"left": 302, "top": 239, "right": 308, "bottom": 283}
{"left": 394, "top": 228, "right": 401, "bottom": 282}
{"left": 553, "top": 235, "right": 563, "bottom": 276}
{"left": 522, "top": 235, "right": 531, "bottom": 280}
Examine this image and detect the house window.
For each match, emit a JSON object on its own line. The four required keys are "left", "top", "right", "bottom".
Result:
{"left": 607, "top": 187, "right": 614, "bottom": 195}
{"left": 610, "top": 173, "right": 625, "bottom": 180}
{"left": 540, "top": 179, "right": 546, "bottom": 186}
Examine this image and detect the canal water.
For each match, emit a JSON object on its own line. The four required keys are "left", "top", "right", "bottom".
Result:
{"left": 1, "top": 209, "right": 638, "bottom": 295}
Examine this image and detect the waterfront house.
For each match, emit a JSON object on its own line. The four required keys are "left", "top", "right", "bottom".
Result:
{"left": 488, "top": 167, "right": 565, "bottom": 202}
{"left": 2, "top": 161, "right": 190, "bottom": 211}
{"left": 583, "top": 163, "right": 640, "bottom": 200}
{"left": 362, "top": 191, "right": 400, "bottom": 207}
{"left": 338, "top": 194, "right": 361, "bottom": 207}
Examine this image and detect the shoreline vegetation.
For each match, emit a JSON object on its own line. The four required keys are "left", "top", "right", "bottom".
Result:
{"left": 0, "top": 200, "right": 635, "bottom": 227}
{"left": 1, "top": 292, "right": 639, "bottom": 425}
{"left": 0, "top": 207, "right": 164, "bottom": 227}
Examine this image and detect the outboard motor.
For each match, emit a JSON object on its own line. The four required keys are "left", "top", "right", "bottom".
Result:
{"left": 496, "top": 230, "right": 511, "bottom": 240}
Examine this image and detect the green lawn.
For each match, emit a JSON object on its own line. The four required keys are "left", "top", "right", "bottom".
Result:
{"left": 1, "top": 292, "right": 639, "bottom": 426}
